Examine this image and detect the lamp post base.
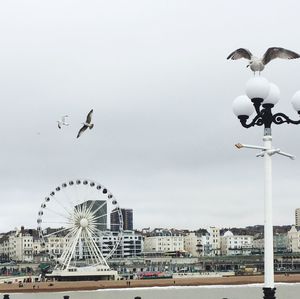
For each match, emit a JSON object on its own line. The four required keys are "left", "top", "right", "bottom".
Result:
{"left": 263, "top": 287, "right": 276, "bottom": 299}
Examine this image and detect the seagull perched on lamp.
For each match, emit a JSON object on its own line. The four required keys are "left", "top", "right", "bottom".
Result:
{"left": 77, "top": 109, "right": 94, "bottom": 138}
{"left": 227, "top": 47, "right": 300, "bottom": 75}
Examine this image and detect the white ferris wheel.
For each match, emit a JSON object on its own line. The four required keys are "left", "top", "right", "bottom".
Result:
{"left": 37, "top": 179, "right": 123, "bottom": 272}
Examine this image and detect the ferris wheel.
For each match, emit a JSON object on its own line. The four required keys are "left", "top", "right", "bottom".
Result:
{"left": 37, "top": 179, "right": 123, "bottom": 271}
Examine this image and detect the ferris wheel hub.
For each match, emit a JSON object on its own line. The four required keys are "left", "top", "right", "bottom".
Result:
{"left": 80, "top": 218, "right": 89, "bottom": 228}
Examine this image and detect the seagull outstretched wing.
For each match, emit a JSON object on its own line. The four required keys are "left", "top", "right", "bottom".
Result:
{"left": 77, "top": 125, "right": 88, "bottom": 138}
{"left": 227, "top": 48, "right": 252, "bottom": 60}
{"left": 262, "top": 47, "right": 300, "bottom": 65}
{"left": 86, "top": 109, "right": 93, "bottom": 124}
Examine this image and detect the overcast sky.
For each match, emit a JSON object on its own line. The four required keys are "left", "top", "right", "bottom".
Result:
{"left": 1, "top": 0, "right": 300, "bottom": 232}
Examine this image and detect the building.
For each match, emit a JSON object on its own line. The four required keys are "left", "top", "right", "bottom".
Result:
{"left": 111, "top": 208, "right": 133, "bottom": 231}
{"left": 143, "top": 229, "right": 184, "bottom": 254}
{"left": 220, "top": 230, "right": 253, "bottom": 256}
{"left": 0, "top": 235, "right": 9, "bottom": 261}
{"left": 184, "top": 231, "right": 212, "bottom": 257}
{"left": 274, "top": 234, "right": 289, "bottom": 253}
{"left": 198, "top": 233, "right": 212, "bottom": 256}
{"left": 96, "top": 230, "right": 143, "bottom": 258}
{"left": 246, "top": 233, "right": 289, "bottom": 254}
{"left": 45, "top": 235, "right": 69, "bottom": 258}
{"left": 287, "top": 225, "right": 300, "bottom": 252}
{"left": 296, "top": 208, "right": 300, "bottom": 227}
{"left": 0, "top": 227, "right": 34, "bottom": 262}
{"left": 208, "top": 227, "right": 221, "bottom": 255}
{"left": 184, "top": 232, "right": 200, "bottom": 257}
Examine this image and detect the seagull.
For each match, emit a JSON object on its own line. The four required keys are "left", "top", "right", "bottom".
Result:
{"left": 57, "top": 115, "right": 69, "bottom": 129}
{"left": 227, "top": 47, "right": 300, "bottom": 75}
{"left": 77, "top": 109, "right": 94, "bottom": 138}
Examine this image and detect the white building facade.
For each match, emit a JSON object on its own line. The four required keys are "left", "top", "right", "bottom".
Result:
{"left": 0, "top": 229, "right": 34, "bottom": 262}
{"left": 143, "top": 235, "right": 184, "bottom": 253}
{"left": 97, "top": 230, "right": 143, "bottom": 258}
{"left": 220, "top": 231, "right": 253, "bottom": 256}
{"left": 184, "top": 232, "right": 201, "bottom": 257}
{"left": 287, "top": 225, "right": 300, "bottom": 253}
{"left": 208, "top": 227, "right": 221, "bottom": 255}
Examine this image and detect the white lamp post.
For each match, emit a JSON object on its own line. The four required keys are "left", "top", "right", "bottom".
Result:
{"left": 233, "top": 77, "right": 300, "bottom": 299}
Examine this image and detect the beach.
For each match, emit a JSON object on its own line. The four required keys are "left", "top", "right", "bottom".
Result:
{"left": 1, "top": 274, "right": 300, "bottom": 293}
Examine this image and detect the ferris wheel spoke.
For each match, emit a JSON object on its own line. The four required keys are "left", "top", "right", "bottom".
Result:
{"left": 64, "top": 227, "right": 79, "bottom": 240}
{"left": 82, "top": 186, "right": 95, "bottom": 209}
{"left": 82, "top": 231, "right": 99, "bottom": 265}
{"left": 43, "top": 221, "right": 72, "bottom": 225}
{"left": 61, "top": 188, "right": 77, "bottom": 211}
{"left": 43, "top": 227, "right": 70, "bottom": 238}
{"left": 82, "top": 200, "right": 90, "bottom": 216}
{"left": 60, "top": 238, "right": 74, "bottom": 266}
{"left": 81, "top": 231, "right": 98, "bottom": 265}
{"left": 90, "top": 222, "right": 107, "bottom": 226}
{"left": 58, "top": 227, "right": 79, "bottom": 265}
{"left": 87, "top": 225, "right": 100, "bottom": 236}
{"left": 44, "top": 207, "right": 71, "bottom": 220}
{"left": 91, "top": 212, "right": 108, "bottom": 222}
{"left": 74, "top": 183, "right": 83, "bottom": 206}
{"left": 86, "top": 227, "right": 108, "bottom": 266}
{"left": 88, "top": 223, "right": 108, "bottom": 234}
{"left": 89, "top": 201, "right": 107, "bottom": 218}
{"left": 50, "top": 195, "right": 73, "bottom": 217}
{"left": 65, "top": 228, "right": 82, "bottom": 269}
{"left": 86, "top": 201, "right": 97, "bottom": 218}
{"left": 101, "top": 243, "right": 114, "bottom": 250}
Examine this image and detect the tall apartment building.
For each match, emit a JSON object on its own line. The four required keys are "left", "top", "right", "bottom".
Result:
{"left": 296, "top": 208, "right": 300, "bottom": 227}
{"left": 111, "top": 208, "right": 133, "bottom": 231}
{"left": 208, "top": 226, "right": 221, "bottom": 255}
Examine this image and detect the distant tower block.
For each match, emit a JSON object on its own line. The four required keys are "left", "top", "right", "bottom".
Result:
{"left": 296, "top": 208, "right": 300, "bottom": 227}
{"left": 111, "top": 208, "right": 133, "bottom": 231}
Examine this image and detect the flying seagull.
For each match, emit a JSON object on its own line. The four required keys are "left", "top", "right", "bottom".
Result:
{"left": 227, "top": 47, "right": 300, "bottom": 74}
{"left": 77, "top": 109, "right": 94, "bottom": 138}
{"left": 57, "top": 115, "right": 69, "bottom": 129}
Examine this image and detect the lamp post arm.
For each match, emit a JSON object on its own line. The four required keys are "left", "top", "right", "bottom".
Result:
{"left": 272, "top": 113, "right": 300, "bottom": 125}
{"left": 238, "top": 113, "right": 264, "bottom": 128}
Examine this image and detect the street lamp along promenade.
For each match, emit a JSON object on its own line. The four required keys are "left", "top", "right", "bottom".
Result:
{"left": 232, "top": 77, "right": 300, "bottom": 299}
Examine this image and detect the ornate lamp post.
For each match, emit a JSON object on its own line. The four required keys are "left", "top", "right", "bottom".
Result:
{"left": 232, "top": 77, "right": 300, "bottom": 299}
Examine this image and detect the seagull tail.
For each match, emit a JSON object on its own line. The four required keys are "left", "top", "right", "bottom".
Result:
{"left": 89, "top": 124, "right": 94, "bottom": 129}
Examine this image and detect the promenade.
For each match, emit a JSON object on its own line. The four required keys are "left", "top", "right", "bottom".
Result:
{"left": 1, "top": 274, "right": 300, "bottom": 293}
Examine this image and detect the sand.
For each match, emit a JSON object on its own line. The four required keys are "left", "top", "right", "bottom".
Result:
{"left": 1, "top": 274, "right": 300, "bottom": 293}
